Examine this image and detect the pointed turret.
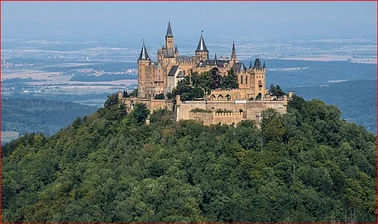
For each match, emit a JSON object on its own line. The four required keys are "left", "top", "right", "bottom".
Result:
{"left": 249, "top": 61, "right": 252, "bottom": 69}
{"left": 231, "top": 41, "right": 236, "bottom": 60}
{"left": 195, "top": 31, "right": 209, "bottom": 62}
{"left": 166, "top": 21, "right": 173, "bottom": 38}
{"left": 214, "top": 53, "right": 218, "bottom": 66}
{"left": 165, "top": 21, "right": 174, "bottom": 50}
{"left": 263, "top": 61, "right": 266, "bottom": 68}
{"left": 196, "top": 34, "right": 208, "bottom": 52}
{"left": 253, "top": 57, "right": 262, "bottom": 69}
{"left": 138, "top": 41, "right": 150, "bottom": 61}
{"left": 175, "top": 46, "right": 178, "bottom": 53}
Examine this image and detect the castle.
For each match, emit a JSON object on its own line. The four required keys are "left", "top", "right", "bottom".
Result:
{"left": 137, "top": 21, "right": 267, "bottom": 100}
{"left": 119, "top": 22, "right": 290, "bottom": 125}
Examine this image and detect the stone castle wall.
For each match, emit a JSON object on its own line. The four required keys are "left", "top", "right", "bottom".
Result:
{"left": 176, "top": 97, "right": 287, "bottom": 124}
{"left": 119, "top": 91, "right": 288, "bottom": 125}
{"left": 189, "top": 111, "right": 244, "bottom": 125}
{"left": 119, "top": 92, "right": 174, "bottom": 114}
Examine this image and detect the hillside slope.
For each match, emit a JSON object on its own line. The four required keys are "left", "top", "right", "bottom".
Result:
{"left": 2, "top": 95, "right": 376, "bottom": 222}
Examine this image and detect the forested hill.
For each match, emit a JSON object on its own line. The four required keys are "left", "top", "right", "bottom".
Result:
{"left": 2, "top": 95, "right": 376, "bottom": 222}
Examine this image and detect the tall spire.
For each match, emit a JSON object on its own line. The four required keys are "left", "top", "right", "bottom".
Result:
{"left": 231, "top": 40, "right": 236, "bottom": 60}
{"left": 166, "top": 21, "right": 173, "bottom": 38}
{"left": 196, "top": 31, "right": 208, "bottom": 52}
{"left": 138, "top": 40, "right": 150, "bottom": 61}
{"left": 263, "top": 61, "right": 266, "bottom": 68}
{"left": 214, "top": 53, "right": 218, "bottom": 66}
{"left": 249, "top": 61, "right": 252, "bottom": 69}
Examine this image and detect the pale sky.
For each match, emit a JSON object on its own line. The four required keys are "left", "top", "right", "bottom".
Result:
{"left": 2, "top": 2, "right": 376, "bottom": 43}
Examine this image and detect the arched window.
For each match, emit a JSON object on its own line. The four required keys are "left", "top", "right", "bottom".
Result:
{"left": 240, "top": 75, "right": 243, "bottom": 84}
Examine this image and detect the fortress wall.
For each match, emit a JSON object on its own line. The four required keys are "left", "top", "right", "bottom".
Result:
{"left": 213, "top": 112, "right": 244, "bottom": 125}
{"left": 177, "top": 99, "right": 287, "bottom": 123}
{"left": 245, "top": 100, "right": 287, "bottom": 119}
{"left": 176, "top": 101, "right": 208, "bottom": 120}
{"left": 122, "top": 97, "right": 173, "bottom": 114}
{"left": 189, "top": 112, "right": 214, "bottom": 125}
{"left": 121, "top": 96, "right": 287, "bottom": 125}
{"left": 189, "top": 111, "right": 244, "bottom": 125}
{"left": 209, "top": 89, "right": 251, "bottom": 100}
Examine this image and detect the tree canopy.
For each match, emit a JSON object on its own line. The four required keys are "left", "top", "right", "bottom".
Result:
{"left": 171, "top": 69, "right": 238, "bottom": 101}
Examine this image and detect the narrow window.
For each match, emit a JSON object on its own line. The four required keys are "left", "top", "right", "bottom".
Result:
{"left": 241, "top": 75, "right": 243, "bottom": 84}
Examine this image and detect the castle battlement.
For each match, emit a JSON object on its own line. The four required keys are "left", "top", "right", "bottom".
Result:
{"left": 188, "top": 111, "right": 244, "bottom": 125}
{"left": 214, "top": 112, "right": 243, "bottom": 117}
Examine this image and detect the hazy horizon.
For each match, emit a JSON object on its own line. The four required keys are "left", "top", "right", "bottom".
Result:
{"left": 2, "top": 2, "right": 377, "bottom": 45}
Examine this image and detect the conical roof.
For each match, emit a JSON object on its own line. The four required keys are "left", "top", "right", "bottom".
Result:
{"left": 196, "top": 34, "right": 208, "bottom": 52}
{"left": 166, "top": 21, "right": 173, "bottom": 38}
{"left": 138, "top": 41, "right": 150, "bottom": 61}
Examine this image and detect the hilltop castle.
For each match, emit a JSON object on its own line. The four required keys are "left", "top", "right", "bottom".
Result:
{"left": 137, "top": 21, "right": 267, "bottom": 100}
{"left": 119, "top": 22, "right": 290, "bottom": 125}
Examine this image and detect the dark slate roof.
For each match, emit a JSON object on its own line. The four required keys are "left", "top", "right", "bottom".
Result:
{"left": 168, "top": 65, "right": 179, "bottom": 76}
{"left": 232, "top": 62, "right": 243, "bottom": 72}
{"left": 138, "top": 42, "right": 150, "bottom": 61}
{"left": 217, "top": 59, "right": 229, "bottom": 67}
{"left": 196, "top": 59, "right": 230, "bottom": 68}
{"left": 253, "top": 57, "right": 262, "bottom": 69}
{"left": 196, "top": 35, "right": 208, "bottom": 52}
{"left": 162, "top": 49, "right": 175, "bottom": 58}
{"left": 176, "top": 70, "right": 185, "bottom": 78}
{"left": 178, "top": 56, "right": 195, "bottom": 63}
{"left": 166, "top": 21, "right": 173, "bottom": 38}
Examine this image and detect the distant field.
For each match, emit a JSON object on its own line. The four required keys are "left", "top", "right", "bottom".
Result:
{"left": 2, "top": 131, "right": 19, "bottom": 143}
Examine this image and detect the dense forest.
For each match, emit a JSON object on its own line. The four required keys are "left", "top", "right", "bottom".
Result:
{"left": 2, "top": 98, "right": 98, "bottom": 136}
{"left": 2, "top": 94, "right": 376, "bottom": 222}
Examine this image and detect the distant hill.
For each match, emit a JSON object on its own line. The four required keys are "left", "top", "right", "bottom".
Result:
{"left": 2, "top": 95, "right": 375, "bottom": 222}
{"left": 2, "top": 98, "right": 98, "bottom": 136}
{"left": 244, "top": 59, "right": 376, "bottom": 87}
{"left": 288, "top": 80, "right": 376, "bottom": 134}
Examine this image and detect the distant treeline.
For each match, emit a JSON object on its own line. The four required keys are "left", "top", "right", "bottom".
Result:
{"left": 242, "top": 59, "right": 377, "bottom": 87}
{"left": 2, "top": 77, "right": 45, "bottom": 84}
{"left": 2, "top": 98, "right": 98, "bottom": 136}
{"left": 70, "top": 74, "right": 137, "bottom": 82}
{"left": 289, "top": 79, "right": 376, "bottom": 134}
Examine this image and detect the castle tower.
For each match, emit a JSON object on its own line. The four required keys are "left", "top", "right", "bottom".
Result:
{"left": 138, "top": 41, "right": 151, "bottom": 98}
{"left": 251, "top": 57, "right": 266, "bottom": 99}
{"left": 231, "top": 41, "right": 237, "bottom": 62}
{"left": 195, "top": 32, "right": 209, "bottom": 62}
{"left": 165, "top": 21, "right": 174, "bottom": 50}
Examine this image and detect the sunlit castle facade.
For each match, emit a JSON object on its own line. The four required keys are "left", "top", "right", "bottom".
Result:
{"left": 137, "top": 22, "right": 267, "bottom": 100}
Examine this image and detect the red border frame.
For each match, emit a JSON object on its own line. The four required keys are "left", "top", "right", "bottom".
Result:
{"left": 0, "top": 1, "right": 376, "bottom": 223}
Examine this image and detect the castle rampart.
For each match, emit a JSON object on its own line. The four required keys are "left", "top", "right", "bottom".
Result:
{"left": 189, "top": 111, "right": 244, "bottom": 125}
